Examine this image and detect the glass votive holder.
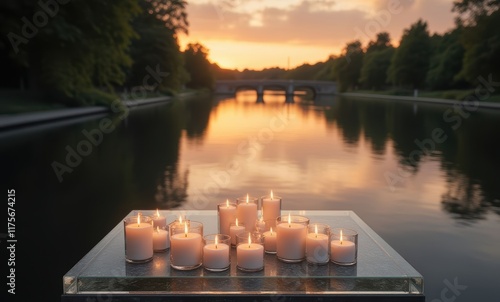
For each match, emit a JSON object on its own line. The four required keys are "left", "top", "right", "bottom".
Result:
{"left": 255, "top": 216, "right": 266, "bottom": 233}
{"left": 306, "top": 223, "right": 330, "bottom": 265}
{"left": 152, "top": 209, "right": 167, "bottom": 230}
{"left": 276, "top": 214, "right": 309, "bottom": 263}
{"left": 203, "top": 234, "right": 231, "bottom": 272}
{"left": 153, "top": 225, "right": 169, "bottom": 252}
{"left": 236, "top": 195, "right": 259, "bottom": 231}
{"left": 261, "top": 192, "right": 281, "bottom": 228}
{"left": 124, "top": 215, "right": 154, "bottom": 263}
{"left": 236, "top": 232, "right": 264, "bottom": 272}
{"left": 262, "top": 227, "right": 277, "bottom": 254}
{"left": 330, "top": 228, "right": 358, "bottom": 266}
{"left": 218, "top": 200, "right": 237, "bottom": 236}
{"left": 229, "top": 220, "right": 246, "bottom": 247}
{"left": 170, "top": 221, "right": 203, "bottom": 270}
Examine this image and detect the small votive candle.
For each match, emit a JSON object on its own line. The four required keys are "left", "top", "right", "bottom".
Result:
{"left": 236, "top": 194, "right": 259, "bottom": 231}
{"left": 203, "top": 234, "right": 231, "bottom": 272}
{"left": 261, "top": 191, "right": 281, "bottom": 228}
{"left": 229, "top": 219, "right": 246, "bottom": 247}
{"left": 218, "top": 200, "right": 237, "bottom": 236}
{"left": 170, "top": 221, "right": 203, "bottom": 270}
{"left": 263, "top": 227, "right": 277, "bottom": 254}
{"left": 276, "top": 214, "right": 309, "bottom": 263}
{"left": 236, "top": 232, "right": 264, "bottom": 272}
{"left": 306, "top": 223, "right": 330, "bottom": 265}
{"left": 124, "top": 214, "right": 153, "bottom": 263}
{"left": 330, "top": 228, "right": 358, "bottom": 266}
{"left": 153, "top": 226, "right": 169, "bottom": 252}
{"left": 152, "top": 209, "right": 167, "bottom": 229}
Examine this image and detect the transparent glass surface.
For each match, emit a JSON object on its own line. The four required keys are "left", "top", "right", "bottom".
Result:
{"left": 63, "top": 210, "right": 423, "bottom": 295}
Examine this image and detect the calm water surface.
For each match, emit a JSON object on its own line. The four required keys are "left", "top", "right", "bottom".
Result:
{"left": 1, "top": 92, "right": 499, "bottom": 301}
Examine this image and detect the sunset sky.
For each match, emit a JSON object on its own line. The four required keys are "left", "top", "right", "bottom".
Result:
{"left": 179, "top": 0, "right": 456, "bottom": 70}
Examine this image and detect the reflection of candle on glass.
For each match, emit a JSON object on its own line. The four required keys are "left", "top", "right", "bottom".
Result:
{"left": 262, "top": 190, "right": 280, "bottom": 228}
{"left": 256, "top": 215, "right": 265, "bottom": 232}
{"left": 170, "top": 222, "right": 202, "bottom": 266}
{"left": 237, "top": 194, "right": 257, "bottom": 231}
{"left": 153, "top": 226, "right": 169, "bottom": 251}
{"left": 203, "top": 236, "right": 230, "bottom": 270}
{"left": 263, "top": 227, "right": 277, "bottom": 253}
{"left": 229, "top": 219, "right": 245, "bottom": 246}
{"left": 218, "top": 199, "right": 236, "bottom": 236}
{"left": 237, "top": 234, "right": 264, "bottom": 271}
{"left": 152, "top": 209, "right": 167, "bottom": 229}
{"left": 125, "top": 214, "right": 153, "bottom": 261}
{"left": 306, "top": 224, "right": 329, "bottom": 263}
{"left": 330, "top": 230, "right": 355, "bottom": 263}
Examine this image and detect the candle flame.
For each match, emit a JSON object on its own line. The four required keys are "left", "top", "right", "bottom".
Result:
{"left": 248, "top": 233, "right": 251, "bottom": 247}
{"left": 215, "top": 236, "right": 219, "bottom": 249}
{"left": 315, "top": 224, "right": 318, "bottom": 238}
{"left": 156, "top": 226, "right": 160, "bottom": 233}
{"left": 270, "top": 190, "right": 274, "bottom": 200}
{"left": 340, "top": 229, "right": 343, "bottom": 245}
{"left": 156, "top": 208, "right": 160, "bottom": 218}
{"left": 226, "top": 199, "right": 229, "bottom": 207}
{"left": 235, "top": 218, "right": 239, "bottom": 226}
{"left": 179, "top": 215, "right": 183, "bottom": 224}
{"left": 288, "top": 213, "right": 291, "bottom": 227}
{"left": 137, "top": 213, "right": 141, "bottom": 226}
{"left": 246, "top": 194, "right": 249, "bottom": 203}
{"left": 270, "top": 227, "right": 273, "bottom": 235}
{"left": 184, "top": 222, "right": 188, "bottom": 237}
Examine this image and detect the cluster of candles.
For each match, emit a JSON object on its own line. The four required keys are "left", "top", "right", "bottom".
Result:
{"left": 123, "top": 192, "right": 358, "bottom": 272}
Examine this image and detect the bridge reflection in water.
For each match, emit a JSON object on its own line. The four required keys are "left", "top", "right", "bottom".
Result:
{"left": 215, "top": 80, "right": 337, "bottom": 103}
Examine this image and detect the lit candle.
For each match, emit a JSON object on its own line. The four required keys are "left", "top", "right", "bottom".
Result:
{"left": 152, "top": 209, "right": 166, "bottom": 229}
{"left": 262, "top": 190, "right": 281, "bottom": 228}
{"left": 306, "top": 224, "right": 329, "bottom": 264}
{"left": 203, "top": 235, "right": 230, "bottom": 270}
{"left": 276, "top": 213, "right": 308, "bottom": 262}
{"left": 237, "top": 194, "right": 258, "bottom": 231}
{"left": 330, "top": 230, "right": 356, "bottom": 264}
{"left": 218, "top": 199, "right": 236, "bottom": 236}
{"left": 229, "top": 219, "right": 245, "bottom": 246}
{"left": 170, "top": 222, "right": 202, "bottom": 267}
{"left": 237, "top": 233, "right": 264, "bottom": 271}
{"left": 263, "top": 227, "right": 277, "bottom": 253}
{"left": 125, "top": 214, "right": 153, "bottom": 262}
{"left": 153, "top": 226, "right": 169, "bottom": 252}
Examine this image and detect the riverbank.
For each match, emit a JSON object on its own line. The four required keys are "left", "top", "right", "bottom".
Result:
{"left": 0, "top": 92, "right": 198, "bottom": 130}
{"left": 341, "top": 92, "right": 500, "bottom": 110}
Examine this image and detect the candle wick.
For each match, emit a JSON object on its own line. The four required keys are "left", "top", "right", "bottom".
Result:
{"left": 185, "top": 233, "right": 187, "bottom": 238}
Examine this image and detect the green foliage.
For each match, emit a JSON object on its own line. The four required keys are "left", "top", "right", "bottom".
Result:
{"left": 425, "top": 29, "right": 466, "bottom": 89}
{"left": 389, "top": 19, "right": 431, "bottom": 89}
{"left": 366, "top": 32, "right": 392, "bottom": 53}
{"left": 360, "top": 47, "right": 395, "bottom": 90}
{"left": 184, "top": 43, "right": 215, "bottom": 89}
{"left": 332, "top": 41, "right": 364, "bottom": 92}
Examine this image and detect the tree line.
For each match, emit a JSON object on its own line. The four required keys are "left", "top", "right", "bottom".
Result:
{"left": 214, "top": 0, "right": 500, "bottom": 96}
{"left": 0, "top": 0, "right": 214, "bottom": 106}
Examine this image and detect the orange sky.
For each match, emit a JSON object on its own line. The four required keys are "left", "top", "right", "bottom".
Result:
{"left": 179, "top": 0, "right": 456, "bottom": 70}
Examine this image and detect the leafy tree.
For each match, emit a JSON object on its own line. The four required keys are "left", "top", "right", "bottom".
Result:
{"left": 366, "top": 32, "right": 392, "bottom": 53}
{"left": 453, "top": 0, "right": 500, "bottom": 24}
{"left": 184, "top": 43, "right": 214, "bottom": 89}
{"left": 360, "top": 47, "right": 395, "bottom": 90}
{"left": 332, "top": 41, "right": 364, "bottom": 92}
{"left": 388, "top": 19, "right": 431, "bottom": 89}
{"left": 425, "top": 28, "right": 466, "bottom": 89}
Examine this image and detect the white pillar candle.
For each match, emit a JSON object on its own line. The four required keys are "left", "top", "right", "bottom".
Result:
{"left": 237, "top": 195, "right": 258, "bottom": 231}
{"left": 229, "top": 219, "right": 245, "bottom": 246}
{"left": 152, "top": 209, "right": 167, "bottom": 229}
{"left": 330, "top": 240, "right": 356, "bottom": 263}
{"left": 170, "top": 226, "right": 202, "bottom": 267}
{"left": 218, "top": 200, "right": 236, "bottom": 236}
{"left": 263, "top": 227, "right": 277, "bottom": 253}
{"left": 125, "top": 216, "right": 153, "bottom": 262}
{"left": 237, "top": 235, "right": 264, "bottom": 271}
{"left": 306, "top": 233, "right": 329, "bottom": 263}
{"left": 262, "top": 191, "right": 281, "bottom": 227}
{"left": 203, "top": 240, "right": 230, "bottom": 270}
{"left": 276, "top": 215, "right": 307, "bottom": 261}
{"left": 153, "top": 226, "right": 169, "bottom": 251}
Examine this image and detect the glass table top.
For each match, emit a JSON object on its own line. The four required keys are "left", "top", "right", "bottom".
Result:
{"left": 63, "top": 210, "right": 423, "bottom": 295}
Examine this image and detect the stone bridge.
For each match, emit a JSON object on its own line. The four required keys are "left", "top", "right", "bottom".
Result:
{"left": 215, "top": 80, "right": 337, "bottom": 98}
